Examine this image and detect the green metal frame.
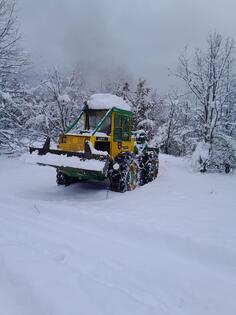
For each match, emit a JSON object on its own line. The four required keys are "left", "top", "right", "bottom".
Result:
{"left": 92, "top": 108, "right": 113, "bottom": 135}
{"left": 65, "top": 110, "right": 84, "bottom": 134}
{"left": 112, "top": 107, "right": 133, "bottom": 117}
{"left": 65, "top": 106, "right": 133, "bottom": 136}
{"left": 92, "top": 107, "right": 133, "bottom": 135}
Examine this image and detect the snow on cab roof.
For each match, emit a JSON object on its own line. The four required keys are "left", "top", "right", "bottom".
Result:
{"left": 86, "top": 93, "right": 131, "bottom": 111}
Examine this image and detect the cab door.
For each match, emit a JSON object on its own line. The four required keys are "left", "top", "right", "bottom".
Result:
{"left": 111, "top": 112, "right": 134, "bottom": 158}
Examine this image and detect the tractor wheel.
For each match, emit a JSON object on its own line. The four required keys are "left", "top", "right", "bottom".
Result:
{"left": 139, "top": 154, "right": 150, "bottom": 186}
{"left": 127, "top": 162, "right": 138, "bottom": 191}
{"left": 139, "top": 153, "right": 159, "bottom": 185}
{"left": 109, "top": 153, "right": 137, "bottom": 193}
{"left": 150, "top": 158, "right": 159, "bottom": 180}
{"left": 56, "top": 170, "right": 74, "bottom": 186}
{"left": 56, "top": 170, "right": 65, "bottom": 185}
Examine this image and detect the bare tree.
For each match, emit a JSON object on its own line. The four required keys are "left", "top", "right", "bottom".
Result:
{"left": 0, "top": 0, "right": 29, "bottom": 152}
{"left": 42, "top": 68, "right": 86, "bottom": 135}
{"left": 177, "top": 33, "right": 236, "bottom": 171}
{"left": 155, "top": 91, "right": 192, "bottom": 156}
{"left": 0, "top": 0, "right": 26, "bottom": 85}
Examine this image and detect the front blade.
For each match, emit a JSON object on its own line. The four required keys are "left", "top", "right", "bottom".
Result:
{"left": 28, "top": 138, "right": 110, "bottom": 179}
{"left": 29, "top": 150, "right": 109, "bottom": 176}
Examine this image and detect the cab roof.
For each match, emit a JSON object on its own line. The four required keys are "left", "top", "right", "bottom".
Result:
{"left": 86, "top": 93, "right": 131, "bottom": 111}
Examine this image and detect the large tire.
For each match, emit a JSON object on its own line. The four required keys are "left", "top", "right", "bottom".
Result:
{"left": 139, "top": 152, "right": 159, "bottom": 186}
{"left": 109, "top": 153, "right": 137, "bottom": 193}
{"left": 56, "top": 170, "right": 65, "bottom": 185}
{"left": 150, "top": 157, "right": 159, "bottom": 180}
{"left": 56, "top": 169, "right": 76, "bottom": 186}
{"left": 127, "top": 162, "right": 138, "bottom": 191}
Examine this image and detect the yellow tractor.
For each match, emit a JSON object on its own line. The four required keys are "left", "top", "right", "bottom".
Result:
{"left": 30, "top": 94, "right": 159, "bottom": 192}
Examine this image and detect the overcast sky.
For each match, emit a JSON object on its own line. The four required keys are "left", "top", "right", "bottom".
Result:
{"left": 19, "top": 0, "right": 236, "bottom": 92}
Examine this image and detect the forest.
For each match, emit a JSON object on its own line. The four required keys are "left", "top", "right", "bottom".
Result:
{"left": 0, "top": 0, "right": 236, "bottom": 173}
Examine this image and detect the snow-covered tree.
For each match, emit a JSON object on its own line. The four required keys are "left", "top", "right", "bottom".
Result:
{"left": 130, "top": 79, "right": 156, "bottom": 140}
{"left": 0, "top": 84, "right": 40, "bottom": 152}
{"left": 0, "top": 0, "right": 26, "bottom": 85}
{"left": 152, "top": 91, "right": 191, "bottom": 155}
{"left": 0, "top": 0, "right": 28, "bottom": 152}
{"left": 38, "top": 68, "right": 87, "bottom": 138}
{"left": 177, "top": 33, "right": 236, "bottom": 171}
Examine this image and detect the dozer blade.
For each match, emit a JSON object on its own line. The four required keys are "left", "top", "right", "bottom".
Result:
{"left": 29, "top": 137, "right": 110, "bottom": 179}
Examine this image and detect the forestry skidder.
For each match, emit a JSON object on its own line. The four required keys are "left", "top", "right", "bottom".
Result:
{"left": 29, "top": 94, "right": 159, "bottom": 192}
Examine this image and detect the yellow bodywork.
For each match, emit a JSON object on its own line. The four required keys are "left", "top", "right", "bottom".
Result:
{"left": 58, "top": 111, "right": 134, "bottom": 159}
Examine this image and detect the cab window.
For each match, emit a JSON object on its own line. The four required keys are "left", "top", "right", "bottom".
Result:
{"left": 114, "top": 114, "right": 131, "bottom": 141}
{"left": 86, "top": 110, "right": 111, "bottom": 135}
{"left": 114, "top": 114, "right": 122, "bottom": 141}
{"left": 123, "top": 116, "right": 131, "bottom": 141}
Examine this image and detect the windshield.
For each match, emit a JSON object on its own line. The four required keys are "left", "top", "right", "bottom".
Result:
{"left": 86, "top": 110, "right": 111, "bottom": 135}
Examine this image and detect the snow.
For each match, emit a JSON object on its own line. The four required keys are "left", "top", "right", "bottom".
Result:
{"left": 26, "top": 152, "right": 107, "bottom": 171}
{"left": 68, "top": 131, "right": 108, "bottom": 138}
{"left": 87, "top": 93, "right": 131, "bottom": 111}
{"left": 58, "top": 94, "right": 71, "bottom": 103}
{"left": 0, "top": 154, "right": 236, "bottom": 315}
{"left": 138, "top": 119, "right": 155, "bottom": 128}
{"left": 191, "top": 141, "right": 210, "bottom": 171}
{"left": 0, "top": 91, "right": 13, "bottom": 102}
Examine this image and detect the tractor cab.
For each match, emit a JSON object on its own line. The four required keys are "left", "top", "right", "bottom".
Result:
{"left": 58, "top": 94, "right": 134, "bottom": 159}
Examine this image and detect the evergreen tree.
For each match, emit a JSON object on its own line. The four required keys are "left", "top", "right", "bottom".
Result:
{"left": 131, "top": 79, "right": 155, "bottom": 140}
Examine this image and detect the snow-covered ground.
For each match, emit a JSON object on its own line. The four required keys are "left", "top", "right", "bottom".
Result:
{"left": 0, "top": 154, "right": 235, "bottom": 315}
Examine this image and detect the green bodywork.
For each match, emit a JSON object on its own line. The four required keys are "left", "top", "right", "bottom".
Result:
{"left": 61, "top": 167, "right": 106, "bottom": 181}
